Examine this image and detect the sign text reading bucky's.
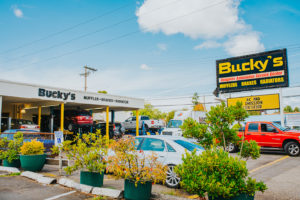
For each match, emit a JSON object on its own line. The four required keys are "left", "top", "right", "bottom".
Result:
{"left": 227, "top": 94, "right": 280, "bottom": 111}
{"left": 216, "top": 49, "right": 288, "bottom": 93}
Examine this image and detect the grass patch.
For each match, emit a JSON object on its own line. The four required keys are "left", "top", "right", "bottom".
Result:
{"left": 92, "top": 196, "right": 107, "bottom": 200}
{"left": 0, "top": 172, "right": 21, "bottom": 177}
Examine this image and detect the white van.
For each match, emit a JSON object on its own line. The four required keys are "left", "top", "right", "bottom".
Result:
{"left": 161, "top": 111, "right": 206, "bottom": 136}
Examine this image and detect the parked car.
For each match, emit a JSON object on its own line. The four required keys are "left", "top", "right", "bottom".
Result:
{"left": 0, "top": 129, "right": 54, "bottom": 151}
{"left": 93, "top": 122, "right": 125, "bottom": 139}
{"left": 134, "top": 135, "right": 204, "bottom": 188}
{"left": 234, "top": 121, "right": 300, "bottom": 156}
{"left": 8, "top": 119, "right": 40, "bottom": 131}
{"left": 53, "top": 109, "right": 93, "bottom": 132}
{"left": 122, "top": 116, "right": 164, "bottom": 132}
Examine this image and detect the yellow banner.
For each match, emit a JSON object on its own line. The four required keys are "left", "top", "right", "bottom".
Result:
{"left": 227, "top": 94, "right": 279, "bottom": 111}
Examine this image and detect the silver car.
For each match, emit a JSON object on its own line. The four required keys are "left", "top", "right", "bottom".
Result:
{"left": 135, "top": 135, "right": 204, "bottom": 188}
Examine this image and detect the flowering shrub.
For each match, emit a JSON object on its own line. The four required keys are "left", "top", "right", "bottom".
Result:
{"left": 62, "top": 133, "right": 108, "bottom": 174}
{"left": 20, "top": 140, "right": 45, "bottom": 155}
{"left": 107, "top": 137, "right": 167, "bottom": 185}
{"left": 0, "top": 132, "right": 23, "bottom": 162}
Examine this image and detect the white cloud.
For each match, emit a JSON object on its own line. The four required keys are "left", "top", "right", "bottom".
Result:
{"left": 136, "top": 0, "right": 245, "bottom": 39}
{"left": 136, "top": 0, "right": 264, "bottom": 56}
{"left": 224, "top": 32, "right": 265, "bottom": 56}
{"left": 12, "top": 6, "right": 24, "bottom": 18}
{"left": 157, "top": 43, "right": 167, "bottom": 51}
{"left": 140, "top": 64, "right": 152, "bottom": 70}
{"left": 194, "top": 40, "right": 221, "bottom": 50}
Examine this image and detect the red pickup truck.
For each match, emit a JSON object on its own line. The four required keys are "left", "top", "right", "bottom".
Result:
{"left": 236, "top": 121, "right": 300, "bottom": 156}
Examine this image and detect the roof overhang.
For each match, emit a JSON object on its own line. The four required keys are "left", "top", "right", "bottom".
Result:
{"left": 0, "top": 79, "right": 144, "bottom": 111}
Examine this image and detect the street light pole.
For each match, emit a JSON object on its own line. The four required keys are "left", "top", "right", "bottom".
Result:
{"left": 80, "top": 65, "right": 98, "bottom": 92}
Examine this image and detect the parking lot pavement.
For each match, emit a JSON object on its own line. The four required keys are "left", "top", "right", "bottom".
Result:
{"left": 247, "top": 153, "right": 300, "bottom": 200}
{"left": 0, "top": 176, "right": 93, "bottom": 200}
{"left": 1, "top": 152, "right": 299, "bottom": 200}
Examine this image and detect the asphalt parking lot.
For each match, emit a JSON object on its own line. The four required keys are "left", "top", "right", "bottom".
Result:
{"left": 0, "top": 175, "right": 93, "bottom": 200}
{"left": 0, "top": 152, "right": 299, "bottom": 200}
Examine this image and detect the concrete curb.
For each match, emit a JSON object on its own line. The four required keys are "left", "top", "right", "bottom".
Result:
{"left": 0, "top": 166, "right": 20, "bottom": 173}
{"left": 92, "top": 187, "right": 123, "bottom": 199}
{"left": 21, "top": 171, "right": 56, "bottom": 185}
{"left": 58, "top": 177, "right": 122, "bottom": 198}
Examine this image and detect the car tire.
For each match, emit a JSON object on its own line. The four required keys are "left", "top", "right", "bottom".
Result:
{"left": 165, "top": 164, "right": 180, "bottom": 188}
{"left": 227, "top": 143, "right": 237, "bottom": 153}
{"left": 284, "top": 141, "right": 300, "bottom": 156}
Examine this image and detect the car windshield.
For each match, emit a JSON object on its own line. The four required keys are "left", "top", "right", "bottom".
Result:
{"left": 167, "top": 120, "right": 183, "bottom": 128}
{"left": 77, "top": 111, "right": 91, "bottom": 116}
{"left": 174, "top": 140, "right": 204, "bottom": 151}
{"left": 272, "top": 122, "right": 289, "bottom": 131}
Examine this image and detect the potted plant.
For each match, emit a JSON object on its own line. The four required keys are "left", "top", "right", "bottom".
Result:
{"left": 177, "top": 102, "right": 267, "bottom": 199}
{"left": 20, "top": 139, "right": 46, "bottom": 171}
{"left": 0, "top": 132, "right": 23, "bottom": 168}
{"left": 61, "top": 132, "right": 108, "bottom": 187}
{"left": 107, "top": 137, "right": 167, "bottom": 200}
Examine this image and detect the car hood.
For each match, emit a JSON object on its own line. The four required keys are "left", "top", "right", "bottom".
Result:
{"left": 284, "top": 130, "right": 300, "bottom": 136}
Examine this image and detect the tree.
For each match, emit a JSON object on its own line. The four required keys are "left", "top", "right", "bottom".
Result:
{"left": 182, "top": 102, "right": 255, "bottom": 158}
{"left": 284, "top": 105, "right": 293, "bottom": 113}
{"left": 132, "top": 104, "right": 165, "bottom": 120}
{"left": 294, "top": 107, "right": 300, "bottom": 112}
{"left": 193, "top": 103, "right": 206, "bottom": 111}
{"left": 165, "top": 110, "right": 175, "bottom": 124}
{"left": 192, "top": 92, "right": 199, "bottom": 106}
{"left": 98, "top": 90, "right": 107, "bottom": 94}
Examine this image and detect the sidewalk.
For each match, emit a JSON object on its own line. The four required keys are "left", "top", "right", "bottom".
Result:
{"left": 41, "top": 164, "right": 196, "bottom": 200}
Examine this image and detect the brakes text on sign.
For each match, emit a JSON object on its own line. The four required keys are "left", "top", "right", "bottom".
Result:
{"left": 219, "top": 56, "right": 283, "bottom": 74}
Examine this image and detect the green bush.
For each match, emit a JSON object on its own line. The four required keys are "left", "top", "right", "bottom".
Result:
{"left": 62, "top": 133, "right": 108, "bottom": 174}
{"left": 181, "top": 118, "right": 213, "bottom": 149}
{"left": 175, "top": 148, "right": 267, "bottom": 199}
{"left": 0, "top": 132, "right": 23, "bottom": 162}
{"left": 238, "top": 140, "right": 261, "bottom": 160}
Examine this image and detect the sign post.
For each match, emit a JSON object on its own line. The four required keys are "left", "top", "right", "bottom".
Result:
{"left": 54, "top": 131, "right": 64, "bottom": 175}
{"left": 279, "top": 88, "right": 285, "bottom": 126}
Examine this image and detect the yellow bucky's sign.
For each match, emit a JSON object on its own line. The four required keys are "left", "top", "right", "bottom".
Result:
{"left": 227, "top": 94, "right": 280, "bottom": 111}
{"left": 216, "top": 49, "right": 289, "bottom": 94}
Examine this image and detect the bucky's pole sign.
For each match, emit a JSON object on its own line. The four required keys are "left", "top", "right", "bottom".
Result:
{"left": 216, "top": 49, "right": 289, "bottom": 93}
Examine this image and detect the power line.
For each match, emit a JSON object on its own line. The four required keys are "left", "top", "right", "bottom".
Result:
{"left": 3, "top": 0, "right": 185, "bottom": 63}
{"left": 2, "top": 0, "right": 228, "bottom": 73}
{"left": 0, "top": 3, "right": 133, "bottom": 55}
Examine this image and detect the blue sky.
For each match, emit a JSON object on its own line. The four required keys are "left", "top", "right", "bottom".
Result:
{"left": 0, "top": 0, "right": 300, "bottom": 99}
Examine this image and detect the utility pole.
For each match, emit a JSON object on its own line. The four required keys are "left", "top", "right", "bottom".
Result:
{"left": 80, "top": 65, "right": 97, "bottom": 92}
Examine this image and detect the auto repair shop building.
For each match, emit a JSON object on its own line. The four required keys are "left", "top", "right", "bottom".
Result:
{"left": 0, "top": 79, "right": 144, "bottom": 136}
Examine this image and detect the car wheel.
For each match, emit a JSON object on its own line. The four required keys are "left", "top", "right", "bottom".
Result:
{"left": 227, "top": 143, "right": 237, "bottom": 153}
{"left": 284, "top": 141, "right": 300, "bottom": 156}
{"left": 165, "top": 165, "right": 180, "bottom": 188}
